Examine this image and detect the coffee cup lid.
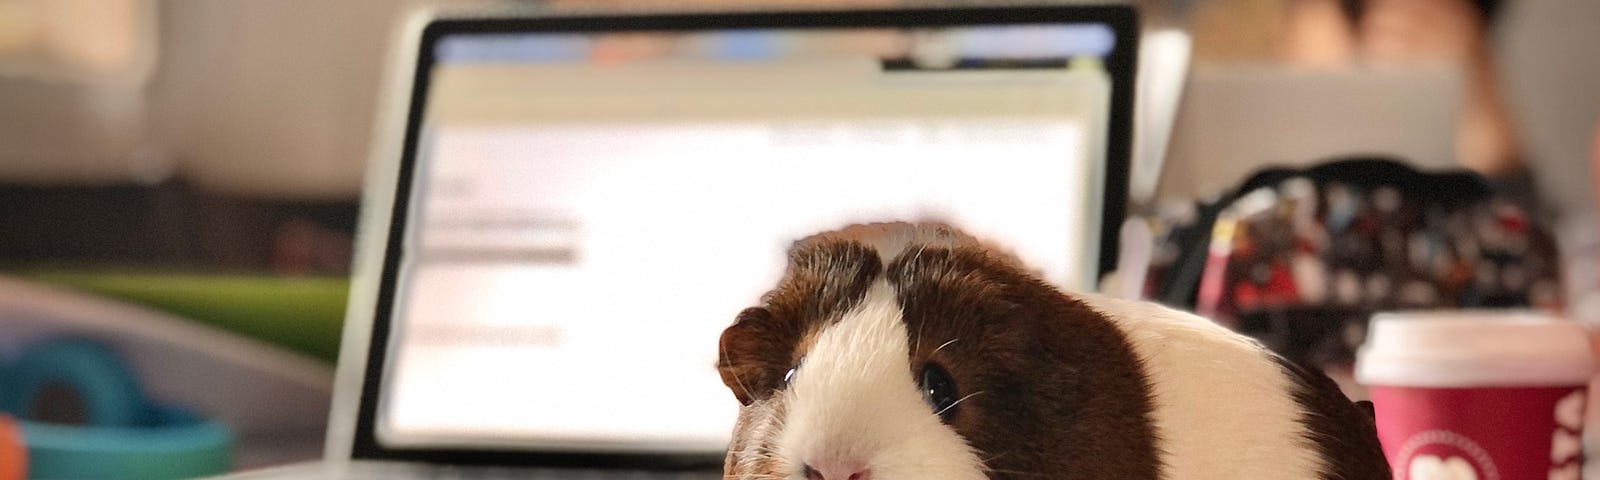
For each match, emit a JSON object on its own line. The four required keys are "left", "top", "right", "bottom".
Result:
{"left": 1356, "top": 311, "right": 1597, "bottom": 388}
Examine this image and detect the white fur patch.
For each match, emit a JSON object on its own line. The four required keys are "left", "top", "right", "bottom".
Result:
{"left": 1074, "top": 293, "right": 1324, "bottom": 479}
{"left": 818, "top": 223, "right": 972, "bottom": 265}
{"left": 779, "top": 281, "right": 988, "bottom": 480}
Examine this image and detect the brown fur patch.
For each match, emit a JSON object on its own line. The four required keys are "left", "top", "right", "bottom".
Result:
{"left": 886, "top": 244, "right": 1161, "bottom": 479}
{"left": 717, "top": 238, "right": 881, "bottom": 404}
{"left": 1277, "top": 358, "right": 1393, "bottom": 479}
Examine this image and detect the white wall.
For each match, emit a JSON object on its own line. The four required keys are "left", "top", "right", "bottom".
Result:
{"left": 0, "top": 0, "right": 157, "bottom": 185}
{"left": 1498, "top": 0, "right": 1600, "bottom": 220}
{"left": 145, "top": 0, "right": 407, "bottom": 200}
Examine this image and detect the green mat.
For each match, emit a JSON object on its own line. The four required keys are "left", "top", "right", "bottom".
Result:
{"left": 18, "top": 272, "right": 348, "bottom": 365}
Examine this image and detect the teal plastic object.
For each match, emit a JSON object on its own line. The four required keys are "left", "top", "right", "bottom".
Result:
{"left": 19, "top": 406, "right": 233, "bottom": 479}
{"left": 0, "top": 339, "right": 147, "bottom": 427}
{"left": 0, "top": 339, "right": 234, "bottom": 479}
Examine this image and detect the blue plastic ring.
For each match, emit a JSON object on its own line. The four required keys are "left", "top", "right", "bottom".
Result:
{"left": 1, "top": 339, "right": 234, "bottom": 477}
{"left": 1, "top": 339, "right": 147, "bottom": 428}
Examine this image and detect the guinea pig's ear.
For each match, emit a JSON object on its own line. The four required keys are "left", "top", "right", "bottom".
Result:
{"left": 718, "top": 306, "right": 786, "bottom": 406}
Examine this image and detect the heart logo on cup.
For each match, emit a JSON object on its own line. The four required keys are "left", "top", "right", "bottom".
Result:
{"left": 1410, "top": 455, "right": 1479, "bottom": 480}
{"left": 1552, "top": 428, "right": 1582, "bottom": 463}
{"left": 1555, "top": 391, "right": 1585, "bottom": 430}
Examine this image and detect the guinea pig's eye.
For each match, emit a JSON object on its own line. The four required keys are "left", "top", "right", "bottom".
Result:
{"left": 783, "top": 357, "right": 804, "bottom": 386}
{"left": 919, "top": 362, "right": 959, "bottom": 421}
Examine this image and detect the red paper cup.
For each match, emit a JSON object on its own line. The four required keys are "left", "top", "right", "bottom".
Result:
{"left": 1357, "top": 312, "right": 1596, "bottom": 480}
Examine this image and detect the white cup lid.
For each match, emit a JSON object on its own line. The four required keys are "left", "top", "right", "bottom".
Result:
{"left": 1356, "top": 311, "right": 1597, "bottom": 388}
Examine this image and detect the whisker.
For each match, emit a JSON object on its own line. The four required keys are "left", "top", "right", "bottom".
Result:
{"left": 932, "top": 338, "right": 960, "bottom": 356}
{"left": 985, "top": 467, "right": 1052, "bottom": 478}
{"left": 910, "top": 243, "right": 930, "bottom": 354}
{"left": 934, "top": 390, "right": 986, "bottom": 417}
{"left": 981, "top": 449, "right": 1055, "bottom": 478}
{"left": 732, "top": 446, "right": 782, "bottom": 456}
{"left": 914, "top": 320, "right": 924, "bottom": 354}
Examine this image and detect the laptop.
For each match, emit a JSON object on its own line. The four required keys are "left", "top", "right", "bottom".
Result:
{"left": 226, "top": 4, "right": 1138, "bottom": 478}
{"left": 1155, "top": 66, "right": 1461, "bottom": 200}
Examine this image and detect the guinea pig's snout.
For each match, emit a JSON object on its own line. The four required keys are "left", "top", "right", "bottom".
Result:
{"left": 802, "top": 458, "right": 871, "bottom": 480}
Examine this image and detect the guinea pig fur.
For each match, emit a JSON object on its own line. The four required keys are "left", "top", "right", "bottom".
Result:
{"left": 717, "top": 223, "right": 1390, "bottom": 480}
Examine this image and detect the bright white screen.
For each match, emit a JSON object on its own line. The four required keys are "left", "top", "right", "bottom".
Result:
{"left": 377, "top": 26, "right": 1114, "bottom": 453}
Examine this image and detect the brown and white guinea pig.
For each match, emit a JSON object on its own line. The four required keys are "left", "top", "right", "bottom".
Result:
{"left": 716, "top": 223, "right": 1390, "bottom": 480}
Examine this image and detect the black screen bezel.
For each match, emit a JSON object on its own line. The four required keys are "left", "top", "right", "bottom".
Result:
{"left": 353, "top": 5, "right": 1138, "bottom": 467}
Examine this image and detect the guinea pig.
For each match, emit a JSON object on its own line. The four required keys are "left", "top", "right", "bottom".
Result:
{"left": 716, "top": 223, "right": 1390, "bottom": 480}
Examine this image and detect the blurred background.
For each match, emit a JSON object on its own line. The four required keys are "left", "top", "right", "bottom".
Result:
{"left": 0, "top": 0, "right": 1596, "bottom": 476}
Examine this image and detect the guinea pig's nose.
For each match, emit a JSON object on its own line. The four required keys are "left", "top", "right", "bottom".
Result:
{"left": 803, "top": 459, "right": 871, "bottom": 480}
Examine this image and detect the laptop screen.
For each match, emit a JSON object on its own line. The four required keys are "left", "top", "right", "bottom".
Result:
{"left": 365, "top": 8, "right": 1134, "bottom": 458}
